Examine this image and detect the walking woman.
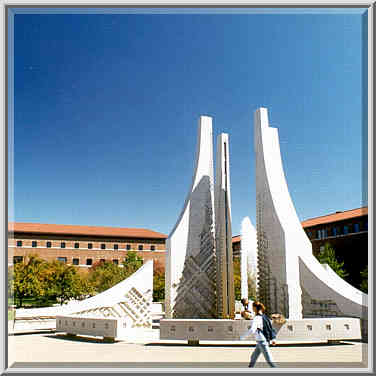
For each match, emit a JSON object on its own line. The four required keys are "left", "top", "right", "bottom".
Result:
{"left": 240, "top": 301, "right": 276, "bottom": 368}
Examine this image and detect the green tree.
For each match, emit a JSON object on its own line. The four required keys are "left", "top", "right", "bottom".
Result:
{"left": 247, "top": 271, "right": 257, "bottom": 301}
{"left": 122, "top": 251, "right": 143, "bottom": 276}
{"left": 88, "top": 260, "right": 128, "bottom": 294}
{"left": 316, "top": 243, "right": 348, "bottom": 279}
{"left": 44, "top": 260, "right": 90, "bottom": 305}
{"left": 233, "top": 258, "right": 241, "bottom": 301}
{"left": 153, "top": 260, "right": 165, "bottom": 302}
{"left": 87, "top": 253, "right": 143, "bottom": 295}
{"left": 12, "top": 254, "right": 48, "bottom": 307}
{"left": 360, "top": 266, "right": 368, "bottom": 293}
{"left": 8, "top": 266, "right": 14, "bottom": 303}
{"left": 233, "top": 258, "right": 257, "bottom": 301}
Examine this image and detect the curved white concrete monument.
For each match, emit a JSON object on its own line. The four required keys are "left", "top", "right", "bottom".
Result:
{"left": 161, "top": 109, "right": 363, "bottom": 344}
{"left": 14, "top": 260, "right": 154, "bottom": 330}
{"left": 165, "top": 116, "right": 217, "bottom": 319}
{"left": 254, "top": 107, "right": 367, "bottom": 324}
{"left": 240, "top": 217, "right": 258, "bottom": 299}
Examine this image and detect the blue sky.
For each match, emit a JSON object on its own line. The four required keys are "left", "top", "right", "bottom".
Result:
{"left": 10, "top": 8, "right": 367, "bottom": 236}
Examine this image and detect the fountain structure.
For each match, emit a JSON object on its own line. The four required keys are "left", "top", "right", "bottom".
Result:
{"left": 160, "top": 109, "right": 366, "bottom": 344}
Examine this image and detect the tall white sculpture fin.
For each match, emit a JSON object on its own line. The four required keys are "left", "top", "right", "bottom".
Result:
{"left": 165, "top": 116, "right": 217, "bottom": 319}
{"left": 254, "top": 107, "right": 367, "bottom": 325}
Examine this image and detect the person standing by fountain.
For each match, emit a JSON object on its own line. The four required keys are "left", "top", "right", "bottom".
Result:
{"left": 240, "top": 301, "right": 276, "bottom": 368}
{"left": 240, "top": 298, "right": 252, "bottom": 320}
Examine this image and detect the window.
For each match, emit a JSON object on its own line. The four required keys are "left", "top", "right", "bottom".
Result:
{"left": 343, "top": 226, "right": 349, "bottom": 235}
{"left": 332, "top": 227, "right": 337, "bottom": 236}
{"left": 46, "top": 241, "right": 51, "bottom": 248}
{"left": 150, "top": 245, "right": 155, "bottom": 251}
{"left": 317, "top": 230, "right": 322, "bottom": 239}
{"left": 365, "top": 221, "right": 368, "bottom": 230}
{"left": 16, "top": 241, "right": 22, "bottom": 247}
{"left": 74, "top": 243, "right": 79, "bottom": 249}
{"left": 101, "top": 244, "right": 106, "bottom": 250}
{"left": 32, "top": 241, "right": 37, "bottom": 247}
{"left": 113, "top": 259, "right": 119, "bottom": 265}
{"left": 114, "top": 244, "right": 118, "bottom": 250}
{"left": 86, "top": 258, "right": 92, "bottom": 266}
{"left": 57, "top": 257, "right": 67, "bottom": 263}
{"left": 126, "top": 244, "right": 131, "bottom": 250}
{"left": 138, "top": 245, "right": 143, "bottom": 251}
{"left": 13, "top": 256, "right": 23, "bottom": 264}
{"left": 61, "top": 242, "right": 66, "bottom": 248}
{"left": 88, "top": 243, "right": 93, "bottom": 249}
{"left": 354, "top": 223, "right": 360, "bottom": 232}
{"left": 72, "top": 258, "right": 79, "bottom": 265}
{"left": 307, "top": 232, "right": 312, "bottom": 239}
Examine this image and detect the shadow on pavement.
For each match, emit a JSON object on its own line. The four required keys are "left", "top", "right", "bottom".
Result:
{"left": 44, "top": 334, "right": 121, "bottom": 344}
{"left": 144, "top": 341, "right": 356, "bottom": 348}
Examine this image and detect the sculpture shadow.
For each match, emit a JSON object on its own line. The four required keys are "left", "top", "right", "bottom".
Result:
{"left": 45, "top": 334, "right": 121, "bottom": 344}
{"left": 144, "top": 341, "right": 355, "bottom": 348}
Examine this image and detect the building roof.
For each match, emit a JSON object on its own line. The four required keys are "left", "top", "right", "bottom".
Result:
{"left": 301, "top": 207, "right": 368, "bottom": 228}
{"left": 8, "top": 222, "right": 168, "bottom": 239}
{"left": 232, "top": 235, "right": 241, "bottom": 243}
{"left": 232, "top": 207, "right": 368, "bottom": 242}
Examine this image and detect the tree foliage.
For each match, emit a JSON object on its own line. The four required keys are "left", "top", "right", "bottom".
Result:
{"left": 233, "top": 258, "right": 257, "bottom": 301}
{"left": 11, "top": 254, "right": 93, "bottom": 307}
{"left": 44, "top": 260, "right": 92, "bottom": 304}
{"left": 8, "top": 266, "right": 14, "bottom": 301}
{"left": 9, "top": 251, "right": 146, "bottom": 308}
{"left": 316, "top": 243, "right": 348, "bottom": 279}
{"left": 122, "top": 251, "right": 143, "bottom": 276}
{"left": 247, "top": 271, "right": 257, "bottom": 301}
{"left": 87, "top": 252, "right": 143, "bottom": 294}
{"left": 233, "top": 258, "right": 241, "bottom": 301}
{"left": 153, "top": 259, "right": 165, "bottom": 302}
{"left": 88, "top": 260, "right": 129, "bottom": 294}
{"left": 12, "top": 255, "right": 48, "bottom": 307}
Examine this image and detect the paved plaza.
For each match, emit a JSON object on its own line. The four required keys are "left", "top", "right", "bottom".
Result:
{"left": 8, "top": 330, "right": 368, "bottom": 370}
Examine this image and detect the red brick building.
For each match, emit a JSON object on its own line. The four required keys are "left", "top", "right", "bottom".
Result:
{"left": 8, "top": 222, "right": 167, "bottom": 270}
{"left": 301, "top": 207, "right": 368, "bottom": 289}
{"left": 231, "top": 207, "right": 368, "bottom": 289}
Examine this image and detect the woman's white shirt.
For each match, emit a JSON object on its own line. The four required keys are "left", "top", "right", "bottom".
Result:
{"left": 240, "top": 314, "right": 266, "bottom": 342}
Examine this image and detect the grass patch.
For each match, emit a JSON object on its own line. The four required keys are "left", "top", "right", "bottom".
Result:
{"left": 11, "top": 297, "right": 58, "bottom": 308}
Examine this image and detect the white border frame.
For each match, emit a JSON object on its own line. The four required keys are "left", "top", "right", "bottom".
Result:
{"left": 2, "top": 1, "right": 373, "bottom": 374}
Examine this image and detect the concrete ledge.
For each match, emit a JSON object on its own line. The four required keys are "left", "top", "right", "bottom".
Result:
{"left": 56, "top": 315, "right": 133, "bottom": 341}
{"left": 160, "top": 318, "right": 362, "bottom": 343}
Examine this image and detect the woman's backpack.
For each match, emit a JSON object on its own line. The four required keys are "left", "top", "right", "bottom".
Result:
{"left": 261, "top": 314, "right": 277, "bottom": 342}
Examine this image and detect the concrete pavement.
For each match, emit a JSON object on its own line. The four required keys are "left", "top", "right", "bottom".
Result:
{"left": 7, "top": 330, "right": 368, "bottom": 370}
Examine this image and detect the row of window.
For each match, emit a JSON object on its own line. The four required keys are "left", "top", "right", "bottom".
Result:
{"left": 307, "top": 222, "right": 366, "bottom": 240}
{"left": 14, "top": 255, "right": 121, "bottom": 266}
{"left": 15, "top": 241, "right": 155, "bottom": 251}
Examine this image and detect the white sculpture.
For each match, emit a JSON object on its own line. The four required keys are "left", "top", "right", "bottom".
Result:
{"left": 165, "top": 120, "right": 237, "bottom": 319}
{"left": 240, "top": 217, "right": 258, "bottom": 300}
{"left": 14, "top": 260, "right": 154, "bottom": 329}
{"left": 165, "top": 116, "right": 217, "bottom": 319}
{"left": 254, "top": 107, "right": 367, "bottom": 322}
